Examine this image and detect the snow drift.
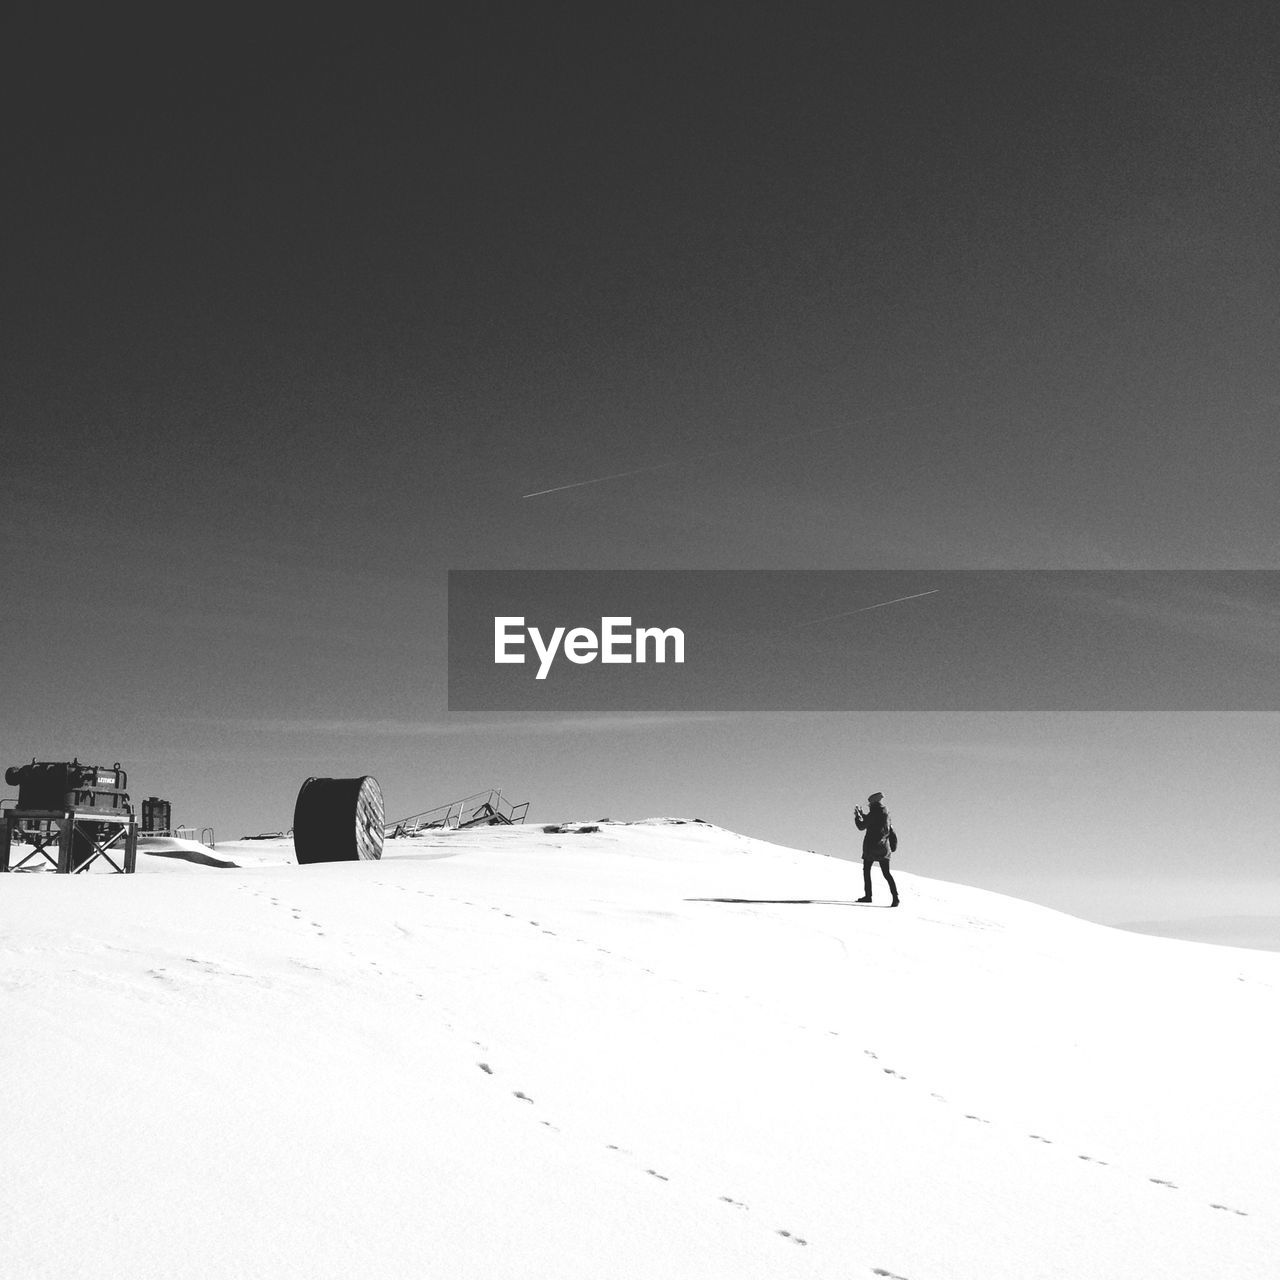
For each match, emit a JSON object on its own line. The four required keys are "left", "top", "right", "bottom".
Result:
{"left": 1, "top": 819, "right": 1275, "bottom": 1279}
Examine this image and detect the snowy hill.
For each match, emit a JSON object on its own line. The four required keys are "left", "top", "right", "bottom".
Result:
{"left": 2, "top": 819, "right": 1276, "bottom": 1279}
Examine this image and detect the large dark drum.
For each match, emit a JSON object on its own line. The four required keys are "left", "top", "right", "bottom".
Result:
{"left": 292, "top": 776, "right": 384, "bottom": 865}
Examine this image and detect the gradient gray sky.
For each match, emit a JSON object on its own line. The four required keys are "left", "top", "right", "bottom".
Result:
{"left": 3, "top": 5, "right": 1278, "bottom": 940}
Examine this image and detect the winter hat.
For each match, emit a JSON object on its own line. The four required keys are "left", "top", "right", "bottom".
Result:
{"left": 867, "top": 791, "right": 884, "bottom": 805}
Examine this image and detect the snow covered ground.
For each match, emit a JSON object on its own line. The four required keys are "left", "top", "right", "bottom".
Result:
{"left": 2, "top": 819, "right": 1276, "bottom": 1279}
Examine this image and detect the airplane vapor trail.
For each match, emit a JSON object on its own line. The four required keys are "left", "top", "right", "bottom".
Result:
{"left": 787, "top": 588, "right": 940, "bottom": 630}
{"left": 523, "top": 460, "right": 688, "bottom": 499}
{"left": 522, "top": 399, "right": 947, "bottom": 500}
{"left": 521, "top": 421, "right": 852, "bottom": 499}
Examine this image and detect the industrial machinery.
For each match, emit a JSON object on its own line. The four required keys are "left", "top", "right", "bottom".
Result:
{"left": 1, "top": 759, "right": 137, "bottom": 874}
{"left": 141, "top": 797, "right": 172, "bottom": 835}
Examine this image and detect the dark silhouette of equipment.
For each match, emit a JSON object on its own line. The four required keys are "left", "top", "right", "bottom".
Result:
{"left": 2, "top": 759, "right": 137, "bottom": 874}
{"left": 292, "top": 776, "right": 384, "bottom": 864}
{"left": 141, "top": 797, "right": 172, "bottom": 835}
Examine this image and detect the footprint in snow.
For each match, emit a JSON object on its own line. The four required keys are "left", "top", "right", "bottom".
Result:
{"left": 1030, "top": 1134, "right": 1052, "bottom": 1144}
{"left": 775, "top": 1229, "right": 807, "bottom": 1245}
{"left": 1077, "top": 1155, "right": 1108, "bottom": 1165}
{"left": 718, "top": 1195, "right": 748, "bottom": 1209}
{"left": 478, "top": 1063, "right": 493, "bottom": 1075}
{"left": 1150, "top": 1178, "right": 1177, "bottom": 1188}
{"left": 964, "top": 1115, "right": 990, "bottom": 1124}
{"left": 646, "top": 1169, "right": 669, "bottom": 1181}
{"left": 872, "top": 1269, "right": 910, "bottom": 1279}
{"left": 513, "top": 1091, "right": 533, "bottom": 1103}
{"left": 1209, "top": 1203, "right": 1248, "bottom": 1216}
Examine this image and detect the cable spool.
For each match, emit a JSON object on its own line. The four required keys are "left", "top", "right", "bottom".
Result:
{"left": 292, "top": 776, "right": 384, "bottom": 865}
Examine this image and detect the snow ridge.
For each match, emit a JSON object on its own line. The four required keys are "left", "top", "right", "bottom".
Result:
{"left": 2, "top": 820, "right": 1275, "bottom": 1279}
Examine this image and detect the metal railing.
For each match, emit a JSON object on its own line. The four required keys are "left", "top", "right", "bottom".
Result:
{"left": 385, "top": 789, "right": 529, "bottom": 837}
{"left": 167, "top": 825, "right": 217, "bottom": 849}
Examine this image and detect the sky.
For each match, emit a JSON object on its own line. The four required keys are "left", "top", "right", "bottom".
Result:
{"left": 3, "top": 5, "right": 1278, "bottom": 936}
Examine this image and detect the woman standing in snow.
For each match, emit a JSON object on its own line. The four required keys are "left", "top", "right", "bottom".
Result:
{"left": 854, "top": 791, "right": 899, "bottom": 907}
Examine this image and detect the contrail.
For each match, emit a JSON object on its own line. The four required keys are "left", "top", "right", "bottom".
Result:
{"left": 523, "top": 400, "right": 945, "bottom": 499}
{"left": 787, "top": 588, "right": 940, "bottom": 630}
{"left": 523, "top": 460, "right": 691, "bottom": 499}
{"left": 521, "top": 421, "right": 852, "bottom": 499}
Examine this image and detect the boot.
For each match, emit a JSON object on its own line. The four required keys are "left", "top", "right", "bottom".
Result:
{"left": 856, "top": 895, "right": 872, "bottom": 903}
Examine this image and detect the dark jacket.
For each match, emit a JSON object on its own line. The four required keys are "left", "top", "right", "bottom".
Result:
{"left": 855, "top": 803, "right": 896, "bottom": 858}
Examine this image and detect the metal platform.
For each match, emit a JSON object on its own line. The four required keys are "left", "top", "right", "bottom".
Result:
{"left": 1, "top": 808, "right": 138, "bottom": 874}
{"left": 385, "top": 789, "right": 529, "bottom": 837}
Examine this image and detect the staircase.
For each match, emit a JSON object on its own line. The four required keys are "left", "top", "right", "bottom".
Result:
{"left": 384, "top": 789, "right": 529, "bottom": 837}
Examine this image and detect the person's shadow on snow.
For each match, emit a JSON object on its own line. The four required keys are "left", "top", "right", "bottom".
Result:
{"left": 686, "top": 898, "right": 895, "bottom": 907}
